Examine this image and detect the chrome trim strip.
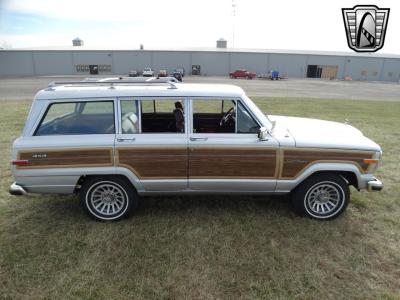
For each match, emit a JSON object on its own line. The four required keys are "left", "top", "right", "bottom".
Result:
{"left": 139, "top": 190, "right": 290, "bottom": 196}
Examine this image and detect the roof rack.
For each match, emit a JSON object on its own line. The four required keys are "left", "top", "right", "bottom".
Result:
{"left": 46, "top": 77, "right": 178, "bottom": 90}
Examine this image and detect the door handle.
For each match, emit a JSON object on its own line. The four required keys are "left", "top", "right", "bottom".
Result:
{"left": 117, "top": 138, "right": 136, "bottom": 142}
{"left": 190, "top": 137, "right": 208, "bottom": 141}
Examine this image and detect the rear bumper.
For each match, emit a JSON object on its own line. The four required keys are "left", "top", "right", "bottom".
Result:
{"left": 9, "top": 182, "right": 27, "bottom": 196}
{"left": 367, "top": 178, "right": 383, "bottom": 192}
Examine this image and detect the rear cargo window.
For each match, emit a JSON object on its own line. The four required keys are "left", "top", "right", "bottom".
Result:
{"left": 35, "top": 101, "right": 115, "bottom": 135}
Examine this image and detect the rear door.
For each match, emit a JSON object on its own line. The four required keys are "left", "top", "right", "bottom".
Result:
{"left": 188, "top": 98, "right": 279, "bottom": 192}
{"left": 115, "top": 97, "right": 188, "bottom": 191}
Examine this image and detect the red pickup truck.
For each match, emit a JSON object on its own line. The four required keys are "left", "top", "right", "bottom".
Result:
{"left": 229, "top": 69, "right": 257, "bottom": 79}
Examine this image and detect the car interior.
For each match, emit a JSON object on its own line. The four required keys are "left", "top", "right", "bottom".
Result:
{"left": 35, "top": 101, "right": 115, "bottom": 135}
{"left": 193, "top": 99, "right": 237, "bottom": 133}
{"left": 193, "top": 108, "right": 235, "bottom": 133}
{"left": 140, "top": 99, "right": 236, "bottom": 133}
{"left": 35, "top": 99, "right": 259, "bottom": 136}
{"left": 141, "top": 111, "right": 179, "bottom": 132}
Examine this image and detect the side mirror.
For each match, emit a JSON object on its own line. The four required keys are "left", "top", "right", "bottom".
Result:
{"left": 258, "top": 127, "right": 269, "bottom": 141}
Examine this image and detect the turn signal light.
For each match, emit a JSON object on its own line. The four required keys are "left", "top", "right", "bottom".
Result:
{"left": 363, "top": 159, "right": 379, "bottom": 164}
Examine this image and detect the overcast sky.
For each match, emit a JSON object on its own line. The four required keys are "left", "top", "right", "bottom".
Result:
{"left": 0, "top": 0, "right": 398, "bottom": 54}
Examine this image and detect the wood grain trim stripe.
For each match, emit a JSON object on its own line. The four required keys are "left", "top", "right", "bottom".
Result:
{"left": 280, "top": 148, "right": 374, "bottom": 179}
{"left": 116, "top": 146, "right": 278, "bottom": 180}
{"left": 189, "top": 148, "right": 277, "bottom": 179}
{"left": 17, "top": 148, "right": 113, "bottom": 169}
{"left": 116, "top": 147, "right": 188, "bottom": 179}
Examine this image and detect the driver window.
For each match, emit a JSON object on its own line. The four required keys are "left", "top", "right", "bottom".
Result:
{"left": 192, "top": 99, "right": 236, "bottom": 133}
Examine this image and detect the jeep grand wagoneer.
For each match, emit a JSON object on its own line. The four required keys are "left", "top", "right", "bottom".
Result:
{"left": 10, "top": 80, "right": 383, "bottom": 221}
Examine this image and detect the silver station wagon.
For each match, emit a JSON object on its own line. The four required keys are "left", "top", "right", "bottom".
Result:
{"left": 10, "top": 80, "right": 383, "bottom": 221}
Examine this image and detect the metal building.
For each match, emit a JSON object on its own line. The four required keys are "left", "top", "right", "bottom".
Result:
{"left": 0, "top": 47, "right": 399, "bottom": 81}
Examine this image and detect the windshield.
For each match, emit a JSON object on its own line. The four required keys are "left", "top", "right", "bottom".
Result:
{"left": 242, "top": 95, "right": 273, "bottom": 131}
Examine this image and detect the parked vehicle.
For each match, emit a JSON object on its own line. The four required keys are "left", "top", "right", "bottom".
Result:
{"left": 174, "top": 68, "right": 185, "bottom": 77}
{"left": 158, "top": 70, "right": 168, "bottom": 77}
{"left": 229, "top": 69, "right": 257, "bottom": 79}
{"left": 128, "top": 70, "right": 138, "bottom": 77}
{"left": 258, "top": 71, "right": 287, "bottom": 80}
{"left": 10, "top": 81, "right": 383, "bottom": 221}
{"left": 172, "top": 71, "right": 183, "bottom": 82}
{"left": 270, "top": 70, "right": 280, "bottom": 80}
{"left": 142, "top": 68, "right": 154, "bottom": 77}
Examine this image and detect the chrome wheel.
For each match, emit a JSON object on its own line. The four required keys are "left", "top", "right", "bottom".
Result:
{"left": 85, "top": 181, "right": 129, "bottom": 220}
{"left": 304, "top": 181, "right": 345, "bottom": 218}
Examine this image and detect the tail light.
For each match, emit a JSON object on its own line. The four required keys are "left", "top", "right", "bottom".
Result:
{"left": 11, "top": 160, "right": 29, "bottom": 166}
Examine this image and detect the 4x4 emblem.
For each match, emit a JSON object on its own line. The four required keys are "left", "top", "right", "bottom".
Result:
{"left": 342, "top": 5, "right": 390, "bottom": 52}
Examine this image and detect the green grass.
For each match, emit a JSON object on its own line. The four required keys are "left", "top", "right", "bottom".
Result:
{"left": 0, "top": 97, "right": 399, "bottom": 299}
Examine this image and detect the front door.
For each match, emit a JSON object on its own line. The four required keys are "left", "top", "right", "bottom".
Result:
{"left": 188, "top": 98, "right": 279, "bottom": 192}
{"left": 115, "top": 97, "right": 188, "bottom": 191}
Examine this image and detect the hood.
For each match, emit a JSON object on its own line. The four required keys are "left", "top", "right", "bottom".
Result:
{"left": 269, "top": 115, "right": 381, "bottom": 151}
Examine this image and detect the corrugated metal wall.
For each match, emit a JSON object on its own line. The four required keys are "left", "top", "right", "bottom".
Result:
{"left": 34, "top": 51, "right": 74, "bottom": 75}
{"left": 0, "top": 50, "right": 399, "bottom": 82}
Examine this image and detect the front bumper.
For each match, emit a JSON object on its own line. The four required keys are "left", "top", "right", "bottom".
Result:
{"left": 367, "top": 178, "right": 383, "bottom": 192}
{"left": 9, "top": 182, "right": 27, "bottom": 196}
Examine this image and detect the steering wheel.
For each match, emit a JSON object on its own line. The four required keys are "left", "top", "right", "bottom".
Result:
{"left": 219, "top": 107, "right": 235, "bottom": 127}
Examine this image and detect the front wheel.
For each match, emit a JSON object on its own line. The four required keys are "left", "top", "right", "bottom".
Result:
{"left": 80, "top": 176, "right": 136, "bottom": 221}
{"left": 292, "top": 174, "right": 350, "bottom": 220}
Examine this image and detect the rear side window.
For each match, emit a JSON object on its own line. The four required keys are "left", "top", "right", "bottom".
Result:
{"left": 35, "top": 101, "right": 115, "bottom": 135}
{"left": 140, "top": 99, "right": 185, "bottom": 133}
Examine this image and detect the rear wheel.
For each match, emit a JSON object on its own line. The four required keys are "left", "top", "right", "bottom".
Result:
{"left": 80, "top": 176, "right": 136, "bottom": 221}
{"left": 292, "top": 174, "right": 350, "bottom": 220}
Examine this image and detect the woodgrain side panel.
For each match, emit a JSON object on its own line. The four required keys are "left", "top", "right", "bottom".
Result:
{"left": 189, "top": 148, "right": 277, "bottom": 178}
{"left": 17, "top": 148, "right": 113, "bottom": 169}
{"left": 117, "top": 147, "right": 187, "bottom": 179}
{"left": 281, "top": 149, "right": 374, "bottom": 178}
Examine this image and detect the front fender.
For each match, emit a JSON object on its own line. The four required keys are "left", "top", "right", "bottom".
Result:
{"left": 276, "top": 162, "right": 367, "bottom": 192}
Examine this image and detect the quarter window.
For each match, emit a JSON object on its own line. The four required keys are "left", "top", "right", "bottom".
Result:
{"left": 35, "top": 101, "right": 115, "bottom": 135}
{"left": 120, "top": 100, "right": 139, "bottom": 134}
